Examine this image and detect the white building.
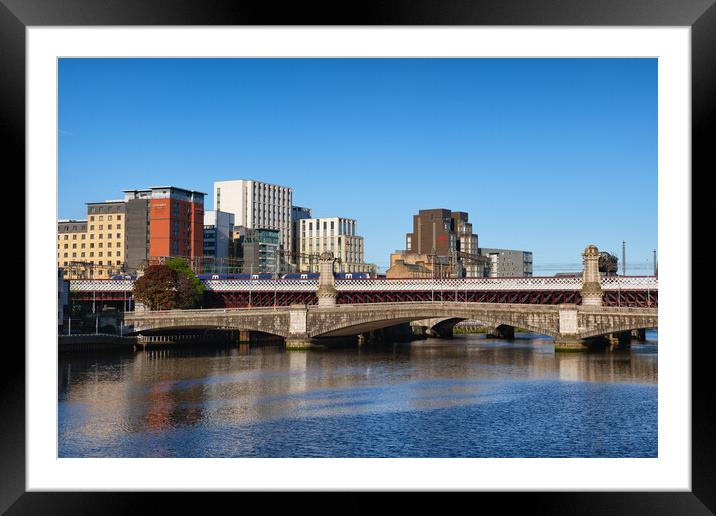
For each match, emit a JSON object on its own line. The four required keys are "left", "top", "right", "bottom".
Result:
{"left": 213, "top": 180, "right": 293, "bottom": 257}
{"left": 298, "top": 217, "right": 375, "bottom": 274}
{"left": 203, "top": 210, "right": 235, "bottom": 260}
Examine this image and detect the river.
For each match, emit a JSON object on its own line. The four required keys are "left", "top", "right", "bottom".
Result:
{"left": 58, "top": 330, "right": 657, "bottom": 458}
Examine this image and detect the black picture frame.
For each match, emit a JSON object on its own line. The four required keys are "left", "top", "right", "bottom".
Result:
{"left": 4, "top": 1, "right": 712, "bottom": 513}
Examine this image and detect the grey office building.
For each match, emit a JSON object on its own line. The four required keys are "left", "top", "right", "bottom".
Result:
{"left": 478, "top": 248, "right": 533, "bottom": 277}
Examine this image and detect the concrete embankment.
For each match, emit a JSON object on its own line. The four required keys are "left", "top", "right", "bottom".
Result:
{"left": 58, "top": 334, "right": 137, "bottom": 352}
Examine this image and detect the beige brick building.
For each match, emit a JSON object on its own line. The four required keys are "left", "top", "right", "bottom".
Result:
{"left": 58, "top": 200, "right": 128, "bottom": 279}
{"left": 57, "top": 219, "right": 88, "bottom": 278}
{"left": 85, "top": 201, "right": 126, "bottom": 278}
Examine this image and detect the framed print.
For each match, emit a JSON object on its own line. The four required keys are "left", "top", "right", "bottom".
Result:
{"left": 4, "top": 0, "right": 714, "bottom": 513}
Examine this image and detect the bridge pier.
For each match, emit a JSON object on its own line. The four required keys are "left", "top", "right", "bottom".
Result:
{"left": 554, "top": 335, "right": 587, "bottom": 351}
{"left": 631, "top": 328, "right": 646, "bottom": 341}
{"left": 608, "top": 331, "right": 632, "bottom": 350}
{"left": 285, "top": 335, "right": 320, "bottom": 350}
{"left": 485, "top": 325, "right": 515, "bottom": 339}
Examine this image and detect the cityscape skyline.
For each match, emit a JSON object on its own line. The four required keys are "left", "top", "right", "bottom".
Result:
{"left": 59, "top": 58, "right": 657, "bottom": 272}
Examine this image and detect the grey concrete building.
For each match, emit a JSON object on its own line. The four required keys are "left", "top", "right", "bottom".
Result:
{"left": 478, "top": 248, "right": 533, "bottom": 277}
{"left": 123, "top": 193, "right": 150, "bottom": 273}
{"left": 233, "top": 226, "right": 282, "bottom": 274}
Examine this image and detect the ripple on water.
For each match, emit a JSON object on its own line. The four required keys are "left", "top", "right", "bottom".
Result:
{"left": 58, "top": 335, "right": 657, "bottom": 458}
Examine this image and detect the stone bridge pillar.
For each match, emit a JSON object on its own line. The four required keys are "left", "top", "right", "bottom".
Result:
{"left": 555, "top": 303, "right": 585, "bottom": 351}
{"left": 580, "top": 244, "right": 603, "bottom": 307}
{"left": 316, "top": 251, "right": 338, "bottom": 306}
{"left": 285, "top": 304, "right": 318, "bottom": 349}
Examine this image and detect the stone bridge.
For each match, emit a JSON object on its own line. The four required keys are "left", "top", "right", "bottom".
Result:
{"left": 122, "top": 245, "right": 658, "bottom": 350}
{"left": 123, "top": 301, "right": 657, "bottom": 351}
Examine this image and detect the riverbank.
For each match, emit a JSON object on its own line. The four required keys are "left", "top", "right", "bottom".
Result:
{"left": 58, "top": 334, "right": 137, "bottom": 352}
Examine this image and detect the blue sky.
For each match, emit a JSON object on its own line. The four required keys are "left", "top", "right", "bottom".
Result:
{"left": 59, "top": 58, "right": 657, "bottom": 273}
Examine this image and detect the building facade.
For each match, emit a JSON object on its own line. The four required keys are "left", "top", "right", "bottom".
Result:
{"left": 291, "top": 205, "right": 312, "bottom": 260}
{"left": 57, "top": 219, "right": 88, "bottom": 278}
{"left": 203, "top": 210, "right": 235, "bottom": 261}
{"left": 85, "top": 200, "right": 126, "bottom": 278}
{"left": 233, "top": 226, "right": 281, "bottom": 274}
{"left": 403, "top": 209, "right": 486, "bottom": 277}
{"left": 123, "top": 186, "right": 205, "bottom": 270}
{"left": 213, "top": 179, "right": 293, "bottom": 259}
{"left": 298, "top": 217, "right": 375, "bottom": 274}
{"left": 478, "top": 248, "right": 533, "bottom": 277}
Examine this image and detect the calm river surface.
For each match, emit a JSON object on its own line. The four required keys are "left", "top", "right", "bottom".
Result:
{"left": 58, "top": 331, "right": 658, "bottom": 458}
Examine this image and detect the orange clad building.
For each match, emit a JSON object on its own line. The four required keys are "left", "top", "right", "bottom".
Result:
{"left": 123, "top": 186, "right": 205, "bottom": 270}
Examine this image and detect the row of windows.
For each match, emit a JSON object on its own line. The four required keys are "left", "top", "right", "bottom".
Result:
{"left": 59, "top": 251, "right": 122, "bottom": 258}
{"left": 60, "top": 259, "right": 123, "bottom": 267}
{"left": 58, "top": 225, "right": 87, "bottom": 232}
{"left": 89, "top": 224, "right": 121, "bottom": 230}
{"left": 88, "top": 206, "right": 123, "bottom": 214}
{"left": 59, "top": 241, "right": 122, "bottom": 249}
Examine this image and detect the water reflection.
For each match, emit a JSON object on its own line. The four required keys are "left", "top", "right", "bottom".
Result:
{"left": 58, "top": 332, "right": 657, "bottom": 458}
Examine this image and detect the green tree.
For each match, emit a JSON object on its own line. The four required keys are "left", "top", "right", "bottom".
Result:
{"left": 165, "top": 257, "right": 205, "bottom": 308}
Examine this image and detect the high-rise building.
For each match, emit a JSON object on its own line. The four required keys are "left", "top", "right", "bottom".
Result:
{"left": 402, "top": 208, "right": 486, "bottom": 277}
{"left": 203, "top": 210, "right": 235, "bottom": 261}
{"left": 478, "top": 248, "right": 533, "bottom": 277}
{"left": 57, "top": 219, "right": 88, "bottom": 277}
{"left": 123, "top": 186, "right": 205, "bottom": 270}
{"left": 406, "top": 209, "right": 456, "bottom": 257}
{"left": 233, "top": 226, "right": 281, "bottom": 274}
{"left": 213, "top": 179, "right": 293, "bottom": 259}
{"left": 298, "top": 217, "right": 375, "bottom": 274}
{"left": 86, "top": 200, "right": 126, "bottom": 277}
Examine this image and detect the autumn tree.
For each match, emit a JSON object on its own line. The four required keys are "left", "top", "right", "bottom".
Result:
{"left": 132, "top": 261, "right": 204, "bottom": 310}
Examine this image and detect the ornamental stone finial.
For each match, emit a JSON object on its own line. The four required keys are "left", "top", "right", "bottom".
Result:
{"left": 581, "top": 244, "right": 603, "bottom": 306}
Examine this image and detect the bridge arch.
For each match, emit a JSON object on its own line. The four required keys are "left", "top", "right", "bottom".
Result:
{"left": 309, "top": 305, "right": 561, "bottom": 339}
{"left": 127, "top": 322, "right": 289, "bottom": 339}
{"left": 579, "top": 323, "right": 657, "bottom": 340}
